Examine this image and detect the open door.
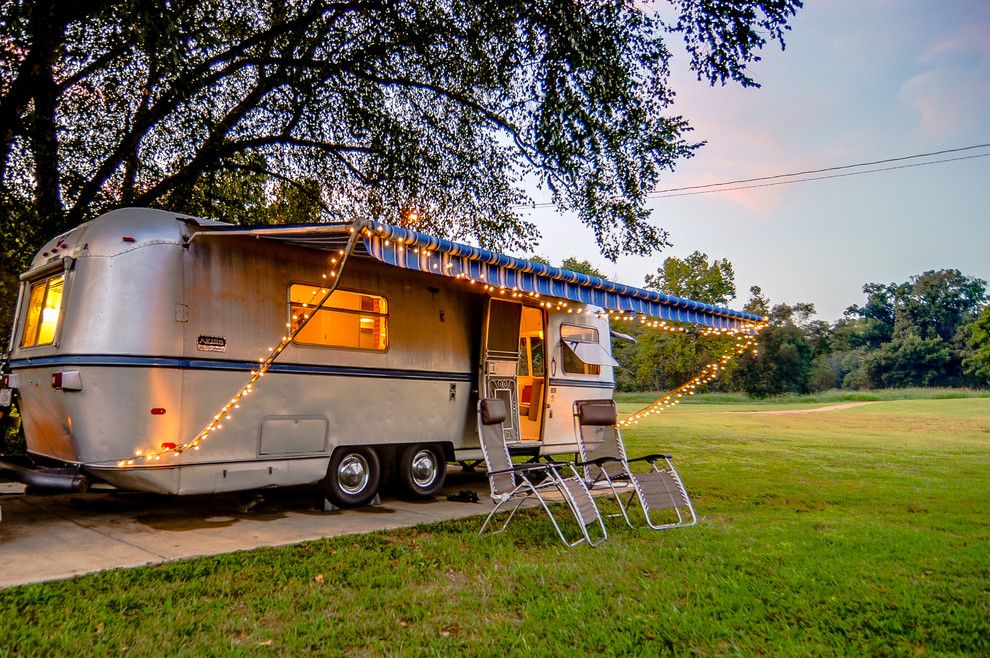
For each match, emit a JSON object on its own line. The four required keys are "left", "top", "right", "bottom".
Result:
{"left": 517, "top": 306, "right": 547, "bottom": 441}
{"left": 481, "top": 299, "right": 522, "bottom": 445}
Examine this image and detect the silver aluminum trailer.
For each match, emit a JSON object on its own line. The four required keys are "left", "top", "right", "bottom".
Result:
{"left": 2, "top": 208, "right": 762, "bottom": 506}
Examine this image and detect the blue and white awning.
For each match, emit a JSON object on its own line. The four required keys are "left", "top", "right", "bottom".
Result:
{"left": 363, "top": 222, "right": 766, "bottom": 331}
{"left": 192, "top": 219, "right": 766, "bottom": 330}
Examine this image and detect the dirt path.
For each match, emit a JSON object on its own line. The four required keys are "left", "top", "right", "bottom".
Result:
{"left": 727, "top": 401, "right": 876, "bottom": 415}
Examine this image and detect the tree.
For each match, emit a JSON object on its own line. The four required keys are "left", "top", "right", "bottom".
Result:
{"left": 859, "top": 335, "right": 953, "bottom": 389}
{"left": 892, "top": 269, "right": 986, "bottom": 342}
{"left": 846, "top": 282, "right": 898, "bottom": 348}
{"left": 847, "top": 270, "right": 986, "bottom": 344}
{"left": 0, "top": 0, "right": 802, "bottom": 261}
{"left": 560, "top": 257, "right": 605, "bottom": 278}
{"left": 844, "top": 270, "right": 987, "bottom": 388}
{"left": 616, "top": 250, "right": 742, "bottom": 391}
{"left": 743, "top": 285, "right": 770, "bottom": 318}
{"left": 964, "top": 306, "right": 990, "bottom": 385}
{"left": 644, "top": 251, "right": 735, "bottom": 306}
{"left": 734, "top": 323, "right": 812, "bottom": 396}
{"left": 732, "top": 302, "right": 815, "bottom": 396}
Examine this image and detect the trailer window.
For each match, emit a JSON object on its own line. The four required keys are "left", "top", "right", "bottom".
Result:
{"left": 289, "top": 284, "right": 388, "bottom": 351}
{"left": 561, "top": 324, "right": 600, "bottom": 375}
{"left": 20, "top": 273, "right": 64, "bottom": 348}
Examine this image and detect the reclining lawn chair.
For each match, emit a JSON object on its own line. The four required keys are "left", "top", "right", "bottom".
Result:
{"left": 477, "top": 398, "right": 607, "bottom": 547}
{"left": 573, "top": 399, "right": 696, "bottom": 530}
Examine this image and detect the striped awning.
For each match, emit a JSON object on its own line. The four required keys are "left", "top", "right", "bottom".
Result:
{"left": 363, "top": 222, "right": 766, "bottom": 331}
{"left": 190, "top": 219, "right": 766, "bottom": 330}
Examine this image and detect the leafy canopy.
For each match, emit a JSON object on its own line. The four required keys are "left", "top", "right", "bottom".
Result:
{"left": 964, "top": 306, "right": 990, "bottom": 384}
{"left": 0, "top": 0, "right": 802, "bottom": 261}
{"left": 644, "top": 250, "right": 736, "bottom": 306}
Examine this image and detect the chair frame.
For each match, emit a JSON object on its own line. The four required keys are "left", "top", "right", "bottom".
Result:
{"left": 477, "top": 399, "right": 607, "bottom": 547}
{"left": 573, "top": 400, "right": 697, "bottom": 531}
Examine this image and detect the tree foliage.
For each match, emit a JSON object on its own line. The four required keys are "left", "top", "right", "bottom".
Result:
{"left": 858, "top": 335, "right": 953, "bottom": 389}
{"left": 614, "top": 263, "right": 988, "bottom": 395}
{"left": 560, "top": 257, "right": 605, "bottom": 278}
{"left": 843, "top": 270, "right": 987, "bottom": 388}
{"left": 963, "top": 306, "right": 990, "bottom": 385}
{"left": 614, "top": 250, "right": 738, "bottom": 391}
{"left": 731, "top": 302, "right": 815, "bottom": 396}
{"left": 644, "top": 250, "right": 735, "bottom": 306}
{"left": 0, "top": 0, "right": 801, "bottom": 259}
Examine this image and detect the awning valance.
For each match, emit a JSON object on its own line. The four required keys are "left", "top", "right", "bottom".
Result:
{"left": 190, "top": 219, "right": 766, "bottom": 331}
{"left": 363, "top": 222, "right": 766, "bottom": 331}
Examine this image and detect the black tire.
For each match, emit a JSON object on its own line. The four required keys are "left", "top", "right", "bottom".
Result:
{"left": 397, "top": 444, "right": 447, "bottom": 498}
{"left": 323, "top": 446, "right": 381, "bottom": 508}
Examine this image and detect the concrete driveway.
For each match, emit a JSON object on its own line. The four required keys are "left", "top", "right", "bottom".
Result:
{"left": 0, "top": 468, "right": 492, "bottom": 589}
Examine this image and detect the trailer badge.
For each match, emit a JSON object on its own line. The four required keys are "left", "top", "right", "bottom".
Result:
{"left": 197, "top": 335, "right": 227, "bottom": 352}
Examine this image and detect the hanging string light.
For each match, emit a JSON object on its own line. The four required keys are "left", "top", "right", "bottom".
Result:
{"left": 117, "top": 221, "right": 365, "bottom": 467}
{"left": 616, "top": 330, "right": 762, "bottom": 428}
{"left": 117, "top": 218, "right": 767, "bottom": 467}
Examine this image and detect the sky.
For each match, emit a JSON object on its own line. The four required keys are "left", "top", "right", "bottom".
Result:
{"left": 524, "top": 0, "right": 990, "bottom": 320}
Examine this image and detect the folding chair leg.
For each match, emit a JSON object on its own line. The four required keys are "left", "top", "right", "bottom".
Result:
{"left": 479, "top": 495, "right": 528, "bottom": 536}
{"left": 594, "top": 474, "right": 636, "bottom": 529}
{"left": 552, "top": 474, "right": 607, "bottom": 547}
{"left": 480, "top": 489, "right": 582, "bottom": 547}
{"left": 532, "top": 491, "right": 585, "bottom": 547}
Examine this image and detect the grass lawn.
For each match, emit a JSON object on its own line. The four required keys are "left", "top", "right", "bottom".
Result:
{"left": 1, "top": 398, "right": 988, "bottom": 655}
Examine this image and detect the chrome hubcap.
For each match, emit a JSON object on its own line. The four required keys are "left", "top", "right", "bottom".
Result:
{"left": 337, "top": 454, "right": 370, "bottom": 495}
{"left": 411, "top": 450, "right": 438, "bottom": 487}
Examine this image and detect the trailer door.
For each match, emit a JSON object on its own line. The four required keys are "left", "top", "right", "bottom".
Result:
{"left": 481, "top": 299, "right": 522, "bottom": 445}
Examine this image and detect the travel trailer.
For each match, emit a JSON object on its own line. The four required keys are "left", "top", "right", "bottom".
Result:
{"left": 1, "top": 208, "right": 762, "bottom": 506}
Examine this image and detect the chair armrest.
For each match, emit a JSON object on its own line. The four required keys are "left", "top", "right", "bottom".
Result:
{"left": 627, "top": 453, "right": 672, "bottom": 464}
{"left": 541, "top": 459, "right": 576, "bottom": 471}
{"left": 575, "top": 456, "right": 622, "bottom": 468}
{"left": 486, "top": 462, "right": 555, "bottom": 477}
{"left": 518, "top": 454, "right": 576, "bottom": 467}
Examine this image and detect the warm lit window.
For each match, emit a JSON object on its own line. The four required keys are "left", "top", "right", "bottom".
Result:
{"left": 20, "top": 274, "right": 64, "bottom": 348}
{"left": 561, "top": 324, "right": 601, "bottom": 375}
{"left": 289, "top": 284, "right": 388, "bottom": 350}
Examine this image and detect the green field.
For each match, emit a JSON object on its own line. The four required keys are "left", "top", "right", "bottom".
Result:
{"left": 2, "top": 398, "right": 988, "bottom": 655}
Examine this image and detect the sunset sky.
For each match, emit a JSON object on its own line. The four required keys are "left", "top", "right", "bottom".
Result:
{"left": 526, "top": 0, "right": 990, "bottom": 319}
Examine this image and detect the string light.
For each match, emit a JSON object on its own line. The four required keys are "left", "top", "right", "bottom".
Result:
{"left": 117, "top": 218, "right": 768, "bottom": 467}
{"left": 616, "top": 331, "right": 762, "bottom": 428}
{"left": 117, "top": 219, "right": 365, "bottom": 467}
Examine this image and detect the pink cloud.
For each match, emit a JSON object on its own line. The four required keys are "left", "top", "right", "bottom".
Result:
{"left": 899, "top": 20, "right": 990, "bottom": 139}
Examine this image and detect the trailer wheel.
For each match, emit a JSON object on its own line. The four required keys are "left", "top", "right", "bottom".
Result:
{"left": 323, "top": 446, "right": 381, "bottom": 508}
{"left": 397, "top": 444, "right": 447, "bottom": 498}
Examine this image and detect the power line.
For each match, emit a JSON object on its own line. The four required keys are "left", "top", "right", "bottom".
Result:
{"left": 647, "top": 142, "right": 990, "bottom": 195}
{"left": 649, "top": 153, "right": 990, "bottom": 199}
{"left": 513, "top": 142, "right": 990, "bottom": 209}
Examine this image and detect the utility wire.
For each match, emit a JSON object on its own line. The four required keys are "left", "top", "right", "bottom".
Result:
{"left": 650, "top": 153, "right": 990, "bottom": 199}
{"left": 514, "top": 142, "right": 990, "bottom": 209}
{"left": 648, "top": 142, "right": 990, "bottom": 195}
